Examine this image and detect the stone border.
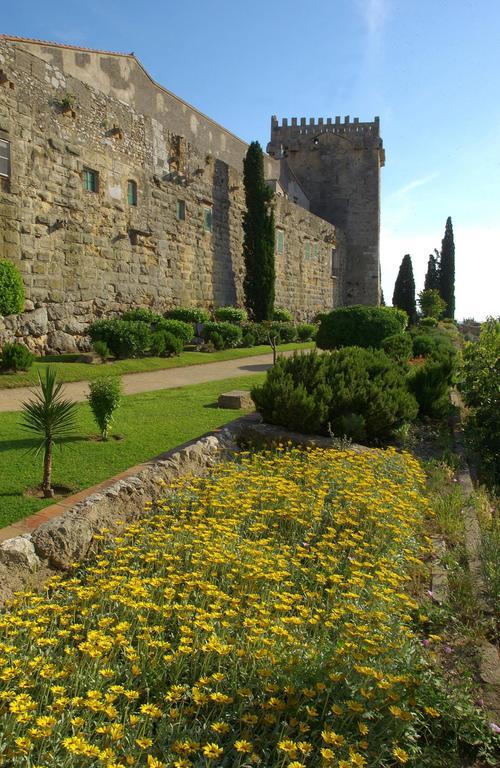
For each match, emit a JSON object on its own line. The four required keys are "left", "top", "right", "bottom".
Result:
{"left": 0, "top": 416, "right": 253, "bottom": 608}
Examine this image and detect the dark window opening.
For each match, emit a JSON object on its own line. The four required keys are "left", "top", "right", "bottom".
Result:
{"left": 127, "top": 180, "right": 137, "bottom": 206}
{"left": 203, "top": 206, "right": 213, "bottom": 232}
{"left": 83, "top": 167, "right": 98, "bottom": 193}
{"left": 0, "top": 139, "right": 10, "bottom": 178}
{"left": 177, "top": 200, "right": 186, "bottom": 220}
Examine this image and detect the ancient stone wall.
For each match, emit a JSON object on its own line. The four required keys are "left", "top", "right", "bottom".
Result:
{"left": 268, "top": 116, "right": 384, "bottom": 307}
{"left": 0, "top": 39, "right": 342, "bottom": 352}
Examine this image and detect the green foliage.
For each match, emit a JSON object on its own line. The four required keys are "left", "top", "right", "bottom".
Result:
{"left": 0, "top": 343, "right": 34, "bottom": 372}
{"left": 409, "top": 357, "right": 453, "bottom": 419}
{"left": 424, "top": 250, "right": 441, "bottom": 291}
{"left": 241, "top": 331, "right": 256, "bottom": 348}
{"left": 151, "top": 330, "right": 183, "bottom": 357}
{"left": 88, "top": 319, "right": 152, "bottom": 359}
{"left": 242, "top": 322, "right": 270, "bottom": 346}
{"left": 242, "top": 141, "right": 275, "bottom": 321}
{"left": 252, "top": 348, "right": 418, "bottom": 444}
{"left": 392, "top": 254, "right": 417, "bottom": 324}
{"left": 412, "top": 333, "right": 439, "bottom": 358}
{"left": 419, "top": 288, "right": 447, "bottom": 319}
{"left": 461, "top": 317, "right": 500, "bottom": 489}
{"left": 317, "top": 305, "right": 408, "bottom": 351}
{"left": 0, "top": 260, "right": 25, "bottom": 316}
{"left": 271, "top": 321, "right": 297, "bottom": 343}
{"left": 381, "top": 333, "right": 413, "bottom": 364}
{"left": 164, "top": 307, "right": 210, "bottom": 323}
{"left": 419, "top": 317, "right": 438, "bottom": 330}
{"left": 214, "top": 306, "right": 248, "bottom": 323}
{"left": 19, "top": 367, "right": 78, "bottom": 497}
{"left": 156, "top": 318, "right": 193, "bottom": 345}
{"left": 92, "top": 340, "right": 110, "bottom": 363}
{"left": 295, "top": 323, "right": 317, "bottom": 342}
{"left": 121, "top": 308, "right": 163, "bottom": 325}
{"left": 272, "top": 307, "right": 293, "bottom": 322}
{"left": 201, "top": 321, "right": 243, "bottom": 349}
{"left": 87, "top": 377, "right": 122, "bottom": 440}
{"left": 209, "top": 331, "right": 224, "bottom": 351}
{"left": 439, "top": 216, "right": 455, "bottom": 319}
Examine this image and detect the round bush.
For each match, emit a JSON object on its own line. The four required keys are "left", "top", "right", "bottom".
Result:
{"left": 209, "top": 331, "right": 224, "bottom": 350}
{"left": 0, "top": 260, "right": 25, "bottom": 316}
{"left": 381, "top": 333, "right": 413, "bottom": 363}
{"left": 152, "top": 330, "right": 183, "bottom": 357}
{"left": 317, "top": 306, "right": 408, "bottom": 351}
{"left": 412, "top": 334, "right": 438, "bottom": 358}
{"left": 201, "top": 321, "right": 242, "bottom": 348}
{"left": 0, "top": 342, "right": 34, "bottom": 372}
{"left": 92, "top": 340, "right": 110, "bottom": 362}
{"left": 156, "top": 319, "right": 193, "bottom": 345}
{"left": 121, "top": 308, "right": 163, "bottom": 325}
{"left": 241, "top": 332, "right": 256, "bottom": 348}
{"left": 296, "top": 323, "right": 317, "bottom": 342}
{"left": 214, "top": 306, "right": 248, "bottom": 323}
{"left": 273, "top": 321, "right": 297, "bottom": 343}
{"left": 272, "top": 308, "right": 293, "bottom": 322}
{"left": 88, "top": 319, "right": 152, "bottom": 359}
{"left": 419, "top": 317, "right": 438, "bottom": 330}
{"left": 165, "top": 307, "right": 210, "bottom": 323}
{"left": 87, "top": 377, "right": 122, "bottom": 440}
{"left": 409, "top": 358, "right": 453, "bottom": 419}
{"left": 242, "top": 322, "right": 271, "bottom": 346}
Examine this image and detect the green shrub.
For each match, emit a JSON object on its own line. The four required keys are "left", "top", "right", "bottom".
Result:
{"left": 295, "top": 323, "right": 317, "bottom": 342}
{"left": 214, "top": 306, "right": 248, "bottom": 323}
{"left": 156, "top": 318, "right": 193, "bottom": 345}
{"left": 209, "top": 331, "right": 224, "bottom": 350}
{"left": 381, "top": 333, "right": 413, "bottom": 363}
{"left": 242, "top": 322, "right": 271, "bottom": 346}
{"left": 418, "top": 288, "right": 447, "bottom": 319}
{"left": 165, "top": 307, "right": 210, "bottom": 323}
{"left": 241, "top": 332, "right": 256, "bottom": 348}
{"left": 409, "top": 357, "right": 453, "bottom": 420}
{"left": 0, "top": 342, "right": 34, "bottom": 372}
{"left": 87, "top": 377, "right": 122, "bottom": 440}
{"left": 88, "top": 319, "right": 152, "bottom": 359}
{"left": 273, "top": 321, "right": 297, "bottom": 343}
{"left": 92, "top": 340, "right": 110, "bottom": 363}
{"left": 252, "top": 348, "right": 418, "bottom": 444}
{"left": 121, "top": 308, "right": 163, "bottom": 325}
{"left": 419, "top": 317, "right": 438, "bottom": 330}
{"left": 151, "top": 330, "right": 183, "bottom": 357}
{"left": 412, "top": 334, "right": 438, "bottom": 357}
{"left": 201, "top": 321, "right": 242, "bottom": 348}
{"left": 317, "top": 305, "right": 408, "bottom": 350}
{"left": 0, "top": 260, "right": 25, "bottom": 316}
{"left": 272, "top": 308, "right": 293, "bottom": 322}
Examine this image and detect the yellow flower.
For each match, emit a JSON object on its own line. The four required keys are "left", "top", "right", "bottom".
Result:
{"left": 234, "top": 739, "right": 253, "bottom": 753}
{"left": 202, "top": 743, "right": 224, "bottom": 760}
{"left": 136, "top": 738, "right": 153, "bottom": 749}
{"left": 392, "top": 746, "right": 409, "bottom": 764}
{"left": 146, "top": 756, "right": 165, "bottom": 768}
{"left": 140, "top": 703, "right": 163, "bottom": 717}
{"left": 322, "top": 730, "right": 345, "bottom": 747}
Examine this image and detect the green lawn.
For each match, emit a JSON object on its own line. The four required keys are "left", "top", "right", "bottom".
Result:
{"left": 0, "top": 373, "right": 266, "bottom": 528}
{"left": 0, "top": 343, "right": 313, "bottom": 389}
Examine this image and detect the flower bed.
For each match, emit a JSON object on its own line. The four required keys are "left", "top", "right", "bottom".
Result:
{"left": 0, "top": 448, "right": 496, "bottom": 766}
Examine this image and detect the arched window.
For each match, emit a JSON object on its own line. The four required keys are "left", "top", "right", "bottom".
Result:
{"left": 127, "top": 180, "right": 137, "bottom": 206}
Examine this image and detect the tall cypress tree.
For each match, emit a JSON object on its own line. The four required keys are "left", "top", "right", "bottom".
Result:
{"left": 424, "top": 249, "right": 440, "bottom": 291}
{"left": 242, "top": 141, "right": 275, "bottom": 321}
{"left": 439, "top": 216, "right": 455, "bottom": 318}
{"left": 392, "top": 254, "right": 417, "bottom": 325}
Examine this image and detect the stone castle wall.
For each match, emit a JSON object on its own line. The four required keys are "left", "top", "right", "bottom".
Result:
{"left": 0, "top": 39, "right": 342, "bottom": 353}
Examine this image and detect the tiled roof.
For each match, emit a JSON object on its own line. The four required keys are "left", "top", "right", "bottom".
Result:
{"left": 0, "top": 34, "right": 134, "bottom": 58}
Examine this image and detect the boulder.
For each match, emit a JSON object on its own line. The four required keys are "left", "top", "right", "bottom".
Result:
{"left": 24, "top": 306, "right": 48, "bottom": 335}
{"left": 31, "top": 514, "right": 93, "bottom": 570}
{"left": 0, "top": 536, "right": 40, "bottom": 571}
{"left": 46, "top": 330, "right": 78, "bottom": 354}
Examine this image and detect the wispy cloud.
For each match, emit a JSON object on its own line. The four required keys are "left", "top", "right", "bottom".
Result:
{"left": 357, "top": 0, "right": 389, "bottom": 39}
{"left": 391, "top": 174, "right": 438, "bottom": 198}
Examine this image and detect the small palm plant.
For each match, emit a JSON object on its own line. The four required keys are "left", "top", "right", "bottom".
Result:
{"left": 20, "top": 367, "right": 78, "bottom": 498}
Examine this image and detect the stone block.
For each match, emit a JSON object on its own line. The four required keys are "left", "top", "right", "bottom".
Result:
{"left": 217, "top": 390, "right": 254, "bottom": 410}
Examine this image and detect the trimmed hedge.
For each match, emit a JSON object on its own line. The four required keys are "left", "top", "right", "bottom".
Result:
{"left": 381, "top": 333, "right": 413, "bottom": 364}
{"left": 214, "top": 306, "right": 248, "bottom": 323}
{"left": 201, "top": 321, "right": 243, "bottom": 348}
{"left": 165, "top": 307, "right": 210, "bottom": 323}
{"left": 0, "top": 342, "right": 34, "bottom": 372}
{"left": 409, "top": 355, "right": 454, "bottom": 419}
{"left": 121, "top": 308, "right": 163, "bottom": 325}
{"left": 0, "top": 260, "right": 25, "bottom": 317}
{"left": 88, "top": 319, "right": 152, "bottom": 359}
{"left": 296, "top": 323, "right": 317, "bottom": 342}
{"left": 156, "top": 318, "right": 194, "bottom": 345}
{"left": 317, "top": 306, "right": 408, "bottom": 350}
{"left": 272, "top": 308, "right": 293, "bottom": 322}
{"left": 252, "top": 348, "right": 418, "bottom": 443}
{"left": 151, "top": 330, "right": 183, "bottom": 357}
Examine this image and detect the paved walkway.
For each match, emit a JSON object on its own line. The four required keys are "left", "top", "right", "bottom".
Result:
{"left": 0, "top": 352, "right": 281, "bottom": 412}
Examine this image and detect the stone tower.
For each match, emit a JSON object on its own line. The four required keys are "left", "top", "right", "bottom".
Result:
{"left": 268, "top": 115, "right": 385, "bottom": 306}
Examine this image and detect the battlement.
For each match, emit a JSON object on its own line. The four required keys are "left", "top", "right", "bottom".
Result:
{"left": 270, "top": 115, "right": 380, "bottom": 139}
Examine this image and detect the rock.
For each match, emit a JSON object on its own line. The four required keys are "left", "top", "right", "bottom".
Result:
{"left": 31, "top": 514, "right": 93, "bottom": 570}
{"left": 217, "top": 390, "right": 254, "bottom": 409}
{"left": 480, "top": 642, "right": 500, "bottom": 686}
{"left": 24, "top": 299, "right": 35, "bottom": 311}
{"left": 0, "top": 536, "right": 40, "bottom": 571}
{"left": 24, "top": 306, "right": 48, "bottom": 335}
{"left": 46, "top": 330, "right": 78, "bottom": 353}
{"left": 63, "top": 317, "right": 87, "bottom": 335}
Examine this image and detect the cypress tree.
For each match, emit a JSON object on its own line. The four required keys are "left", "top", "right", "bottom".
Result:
{"left": 439, "top": 216, "right": 455, "bottom": 318}
{"left": 242, "top": 141, "right": 275, "bottom": 321}
{"left": 424, "top": 249, "right": 440, "bottom": 291}
{"left": 392, "top": 254, "right": 417, "bottom": 325}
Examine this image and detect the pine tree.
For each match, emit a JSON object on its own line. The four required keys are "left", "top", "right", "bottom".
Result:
{"left": 424, "top": 249, "right": 440, "bottom": 291}
{"left": 439, "top": 216, "right": 455, "bottom": 318}
{"left": 392, "top": 254, "right": 417, "bottom": 325}
{"left": 242, "top": 141, "right": 275, "bottom": 321}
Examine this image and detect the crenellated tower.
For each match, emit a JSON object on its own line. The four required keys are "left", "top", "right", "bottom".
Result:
{"left": 268, "top": 115, "right": 385, "bottom": 306}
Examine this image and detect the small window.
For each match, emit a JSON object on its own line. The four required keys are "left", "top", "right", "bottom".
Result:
{"left": 83, "top": 168, "right": 98, "bottom": 193}
{"left": 203, "top": 206, "right": 213, "bottom": 232}
{"left": 0, "top": 139, "right": 10, "bottom": 178}
{"left": 331, "top": 247, "right": 340, "bottom": 277}
{"left": 127, "top": 180, "right": 137, "bottom": 206}
{"left": 177, "top": 199, "right": 186, "bottom": 221}
{"left": 304, "top": 240, "right": 311, "bottom": 259}
{"left": 276, "top": 229, "right": 284, "bottom": 255}
{"left": 313, "top": 242, "right": 319, "bottom": 259}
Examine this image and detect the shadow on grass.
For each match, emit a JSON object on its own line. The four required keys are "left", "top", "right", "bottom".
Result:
{"left": 0, "top": 435, "right": 87, "bottom": 452}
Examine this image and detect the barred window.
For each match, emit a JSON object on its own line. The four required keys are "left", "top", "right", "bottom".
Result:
{"left": 276, "top": 229, "right": 284, "bottom": 255}
{"left": 127, "top": 180, "right": 137, "bottom": 206}
{"left": 203, "top": 206, "right": 213, "bottom": 232}
{"left": 304, "top": 240, "right": 311, "bottom": 258}
{"left": 0, "top": 139, "right": 10, "bottom": 178}
{"left": 83, "top": 168, "right": 98, "bottom": 193}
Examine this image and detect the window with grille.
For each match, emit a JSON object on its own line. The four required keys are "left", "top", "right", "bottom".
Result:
{"left": 203, "top": 206, "right": 213, "bottom": 232}
{"left": 83, "top": 168, "right": 98, "bottom": 193}
{"left": 127, "top": 180, "right": 137, "bottom": 206}
{"left": 177, "top": 200, "right": 186, "bottom": 220}
{"left": 276, "top": 229, "right": 284, "bottom": 255}
{"left": 0, "top": 139, "right": 10, "bottom": 178}
{"left": 304, "top": 240, "right": 311, "bottom": 258}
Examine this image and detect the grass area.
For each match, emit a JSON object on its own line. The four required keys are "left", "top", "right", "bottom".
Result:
{"left": 0, "top": 343, "right": 313, "bottom": 389}
{"left": 3, "top": 447, "right": 498, "bottom": 766}
{"left": 0, "top": 373, "right": 265, "bottom": 528}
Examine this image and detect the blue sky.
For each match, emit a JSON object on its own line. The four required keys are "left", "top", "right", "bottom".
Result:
{"left": 5, "top": 0, "right": 500, "bottom": 319}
